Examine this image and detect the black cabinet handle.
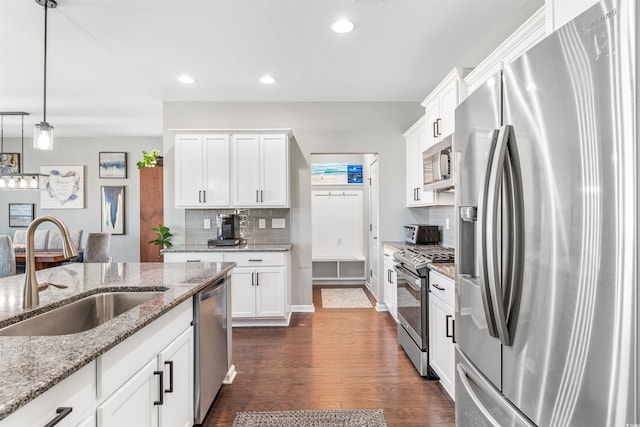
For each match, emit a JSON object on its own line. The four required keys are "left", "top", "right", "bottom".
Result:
{"left": 446, "top": 314, "right": 453, "bottom": 338}
{"left": 154, "top": 371, "right": 164, "bottom": 405}
{"left": 164, "top": 360, "right": 174, "bottom": 393}
{"left": 432, "top": 284, "right": 445, "bottom": 291}
{"left": 251, "top": 272, "right": 255, "bottom": 286}
{"left": 248, "top": 259, "right": 263, "bottom": 262}
{"left": 436, "top": 118, "right": 442, "bottom": 136}
{"left": 256, "top": 272, "right": 260, "bottom": 286}
{"left": 44, "top": 407, "right": 73, "bottom": 427}
{"left": 198, "top": 190, "right": 202, "bottom": 203}
{"left": 260, "top": 190, "right": 264, "bottom": 202}
{"left": 203, "top": 190, "right": 206, "bottom": 203}
{"left": 433, "top": 121, "right": 438, "bottom": 138}
{"left": 452, "top": 319, "right": 456, "bottom": 343}
{"left": 256, "top": 190, "right": 260, "bottom": 202}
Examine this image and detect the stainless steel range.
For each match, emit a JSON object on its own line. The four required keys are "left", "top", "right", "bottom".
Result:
{"left": 394, "top": 246, "right": 454, "bottom": 377}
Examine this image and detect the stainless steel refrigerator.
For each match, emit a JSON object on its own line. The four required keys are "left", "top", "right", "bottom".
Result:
{"left": 454, "top": 0, "right": 638, "bottom": 425}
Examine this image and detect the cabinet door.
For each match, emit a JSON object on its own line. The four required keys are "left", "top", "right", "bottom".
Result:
{"left": 424, "top": 99, "right": 440, "bottom": 147}
{"left": 255, "top": 267, "right": 285, "bottom": 318}
{"left": 158, "top": 327, "right": 193, "bottom": 427}
{"left": 405, "top": 128, "right": 421, "bottom": 207}
{"left": 429, "top": 295, "right": 455, "bottom": 399}
{"left": 438, "top": 81, "right": 459, "bottom": 138}
{"left": 203, "top": 135, "right": 230, "bottom": 207}
{"left": 231, "top": 268, "right": 256, "bottom": 317}
{"left": 260, "top": 134, "right": 288, "bottom": 207}
{"left": 97, "top": 359, "right": 160, "bottom": 427}
{"left": 417, "top": 124, "right": 435, "bottom": 205}
{"left": 232, "top": 134, "right": 261, "bottom": 206}
{"left": 175, "top": 135, "right": 205, "bottom": 207}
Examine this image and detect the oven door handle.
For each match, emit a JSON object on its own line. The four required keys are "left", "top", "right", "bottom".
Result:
{"left": 394, "top": 264, "right": 422, "bottom": 292}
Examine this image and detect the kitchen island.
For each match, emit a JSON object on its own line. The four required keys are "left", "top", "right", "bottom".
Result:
{"left": 0, "top": 261, "right": 235, "bottom": 423}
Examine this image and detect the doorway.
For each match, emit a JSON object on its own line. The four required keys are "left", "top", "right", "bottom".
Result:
{"left": 310, "top": 153, "right": 380, "bottom": 300}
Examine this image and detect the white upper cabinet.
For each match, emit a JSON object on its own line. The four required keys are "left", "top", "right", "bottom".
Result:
{"left": 463, "top": 8, "right": 546, "bottom": 97}
{"left": 546, "top": 0, "right": 599, "bottom": 33}
{"left": 232, "top": 133, "right": 289, "bottom": 207}
{"left": 420, "top": 67, "right": 470, "bottom": 146}
{"left": 175, "top": 134, "right": 230, "bottom": 208}
{"left": 405, "top": 117, "right": 435, "bottom": 207}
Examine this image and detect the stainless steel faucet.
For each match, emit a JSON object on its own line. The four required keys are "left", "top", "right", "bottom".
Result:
{"left": 23, "top": 215, "right": 79, "bottom": 309}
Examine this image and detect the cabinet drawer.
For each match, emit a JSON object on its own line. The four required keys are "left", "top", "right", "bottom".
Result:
{"left": 1, "top": 361, "right": 96, "bottom": 427}
{"left": 224, "top": 252, "right": 285, "bottom": 267}
{"left": 163, "top": 252, "right": 224, "bottom": 263}
{"left": 429, "top": 270, "right": 454, "bottom": 307}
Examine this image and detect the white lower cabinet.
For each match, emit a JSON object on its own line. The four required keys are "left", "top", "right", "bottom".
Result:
{"left": 0, "top": 361, "right": 96, "bottom": 427}
{"left": 97, "top": 327, "right": 193, "bottom": 427}
{"left": 225, "top": 252, "right": 290, "bottom": 326}
{"left": 382, "top": 247, "right": 397, "bottom": 322}
{"left": 428, "top": 270, "right": 455, "bottom": 400}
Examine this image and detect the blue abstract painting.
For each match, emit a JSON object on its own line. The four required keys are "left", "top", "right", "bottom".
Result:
{"left": 101, "top": 186, "right": 125, "bottom": 234}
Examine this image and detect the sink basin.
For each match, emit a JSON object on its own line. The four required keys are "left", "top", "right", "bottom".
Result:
{"left": 0, "top": 291, "right": 165, "bottom": 336}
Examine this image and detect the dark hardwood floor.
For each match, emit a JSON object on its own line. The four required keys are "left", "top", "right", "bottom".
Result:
{"left": 203, "top": 285, "right": 455, "bottom": 426}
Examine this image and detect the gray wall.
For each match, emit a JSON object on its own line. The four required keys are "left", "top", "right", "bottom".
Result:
{"left": 0, "top": 136, "right": 161, "bottom": 262}
{"left": 162, "top": 102, "right": 428, "bottom": 307}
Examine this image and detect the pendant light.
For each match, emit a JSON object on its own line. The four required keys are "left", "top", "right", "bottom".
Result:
{"left": 33, "top": 0, "right": 57, "bottom": 151}
{"left": 0, "top": 112, "right": 49, "bottom": 189}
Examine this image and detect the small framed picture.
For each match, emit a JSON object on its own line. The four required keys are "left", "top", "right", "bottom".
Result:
{"left": 9, "top": 203, "right": 35, "bottom": 227}
{"left": 99, "top": 152, "right": 127, "bottom": 179}
{"left": 1, "top": 153, "right": 20, "bottom": 174}
{"left": 101, "top": 186, "right": 125, "bottom": 235}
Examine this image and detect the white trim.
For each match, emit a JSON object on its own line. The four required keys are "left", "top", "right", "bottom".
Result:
{"left": 375, "top": 302, "right": 388, "bottom": 312}
{"left": 291, "top": 304, "right": 315, "bottom": 313}
{"left": 223, "top": 364, "right": 237, "bottom": 384}
{"left": 168, "top": 128, "right": 293, "bottom": 137}
{"left": 464, "top": 7, "right": 546, "bottom": 95}
{"left": 232, "top": 312, "right": 292, "bottom": 327}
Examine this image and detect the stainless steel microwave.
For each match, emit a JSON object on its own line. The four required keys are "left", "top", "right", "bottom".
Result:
{"left": 423, "top": 136, "right": 454, "bottom": 191}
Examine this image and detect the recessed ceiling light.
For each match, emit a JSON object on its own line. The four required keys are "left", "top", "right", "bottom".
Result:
{"left": 259, "top": 75, "right": 276, "bottom": 85}
{"left": 332, "top": 19, "right": 354, "bottom": 33}
{"left": 178, "top": 75, "right": 196, "bottom": 84}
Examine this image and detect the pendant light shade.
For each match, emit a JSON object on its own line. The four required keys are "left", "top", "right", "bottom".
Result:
{"left": 34, "top": 0, "right": 57, "bottom": 151}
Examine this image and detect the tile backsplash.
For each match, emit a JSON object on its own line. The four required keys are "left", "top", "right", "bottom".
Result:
{"left": 185, "top": 209, "right": 290, "bottom": 245}
{"left": 426, "top": 206, "right": 455, "bottom": 248}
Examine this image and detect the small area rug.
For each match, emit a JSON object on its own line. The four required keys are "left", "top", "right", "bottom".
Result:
{"left": 232, "top": 409, "right": 387, "bottom": 427}
{"left": 321, "top": 288, "right": 372, "bottom": 309}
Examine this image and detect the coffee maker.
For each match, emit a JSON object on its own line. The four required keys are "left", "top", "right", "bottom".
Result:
{"left": 208, "top": 214, "right": 240, "bottom": 246}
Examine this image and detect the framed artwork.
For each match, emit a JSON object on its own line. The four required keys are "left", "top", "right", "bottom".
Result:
{"left": 101, "top": 186, "right": 125, "bottom": 235}
{"left": 311, "top": 163, "right": 363, "bottom": 185}
{"left": 40, "top": 165, "right": 85, "bottom": 209}
{"left": 0, "top": 153, "right": 20, "bottom": 174}
{"left": 8, "top": 203, "right": 34, "bottom": 227}
{"left": 99, "top": 152, "right": 127, "bottom": 179}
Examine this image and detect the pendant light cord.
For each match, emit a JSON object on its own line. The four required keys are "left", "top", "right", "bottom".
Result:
{"left": 43, "top": 2, "right": 48, "bottom": 124}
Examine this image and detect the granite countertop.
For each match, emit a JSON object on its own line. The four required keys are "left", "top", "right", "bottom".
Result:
{"left": 164, "top": 243, "right": 292, "bottom": 252}
{"left": 428, "top": 262, "right": 456, "bottom": 280}
{"left": 0, "top": 261, "right": 235, "bottom": 421}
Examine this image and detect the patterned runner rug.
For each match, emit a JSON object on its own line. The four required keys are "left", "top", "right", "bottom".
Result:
{"left": 232, "top": 409, "right": 387, "bottom": 426}
{"left": 321, "top": 288, "right": 372, "bottom": 308}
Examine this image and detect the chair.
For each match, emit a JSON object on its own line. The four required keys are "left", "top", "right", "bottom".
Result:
{"left": 13, "top": 229, "right": 49, "bottom": 250}
{"left": 84, "top": 232, "right": 111, "bottom": 263}
{"left": 0, "top": 235, "right": 16, "bottom": 278}
{"left": 48, "top": 229, "right": 83, "bottom": 250}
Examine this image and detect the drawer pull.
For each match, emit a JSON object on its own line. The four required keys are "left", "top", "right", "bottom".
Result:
{"left": 432, "top": 284, "right": 445, "bottom": 291}
{"left": 44, "top": 407, "right": 73, "bottom": 427}
{"left": 248, "top": 259, "right": 263, "bottom": 262}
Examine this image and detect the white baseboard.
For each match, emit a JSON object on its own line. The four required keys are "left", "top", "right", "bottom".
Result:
{"left": 223, "top": 364, "right": 237, "bottom": 384}
{"left": 291, "top": 304, "right": 315, "bottom": 313}
{"left": 375, "top": 302, "right": 388, "bottom": 312}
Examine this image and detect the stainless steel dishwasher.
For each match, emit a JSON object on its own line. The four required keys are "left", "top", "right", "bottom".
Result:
{"left": 193, "top": 275, "right": 228, "bottom": 425}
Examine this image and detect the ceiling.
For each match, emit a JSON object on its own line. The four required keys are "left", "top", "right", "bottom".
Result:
{"left": 0, "top": 0, "right": 544, "bottom": 138}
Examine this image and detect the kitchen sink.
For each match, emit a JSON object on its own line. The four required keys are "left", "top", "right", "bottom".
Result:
{"left": 0, "top": 291, "right": 165, "bottom": 336}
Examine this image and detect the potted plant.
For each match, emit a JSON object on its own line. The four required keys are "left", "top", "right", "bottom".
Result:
{"left": 149, "top": 224, "right": 173, "bottom": 258}
{"left": 136, "top": 149, "right": 163, "bottom": 169}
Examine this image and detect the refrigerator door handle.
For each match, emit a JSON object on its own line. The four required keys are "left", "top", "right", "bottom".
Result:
{"left": 477, "top": 129, "right": 500, "bottom": 338}
{"left": 486, "top": 125, "right": 525, "bottom": 347}
{"left": 457, "top": 364, "right": 503, "bottom": 426}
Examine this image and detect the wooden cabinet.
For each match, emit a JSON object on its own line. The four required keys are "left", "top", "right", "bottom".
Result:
{"left": 0, "top": 361, "right": 96, "bottom": 427}
{"left": 140, "top": 166, "right": 164, "bottom": 262}
{"left": 428, "top": 270, "right": 455, "bottom": 400}
{"left": 225, "top": 252, "right": 290, "bottom": 326}
{"left": 174, "top": 134, "right": 230, "bottom": 208}
{"left": 232, "top": 134, "right": 289, "bottom": 207}
{"left": 383, "top": 246, "right": 397, "bottom": 322}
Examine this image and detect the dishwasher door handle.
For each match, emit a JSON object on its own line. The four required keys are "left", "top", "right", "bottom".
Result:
{"left": 201, "top": 278, "right": 225, "bottom": 301}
